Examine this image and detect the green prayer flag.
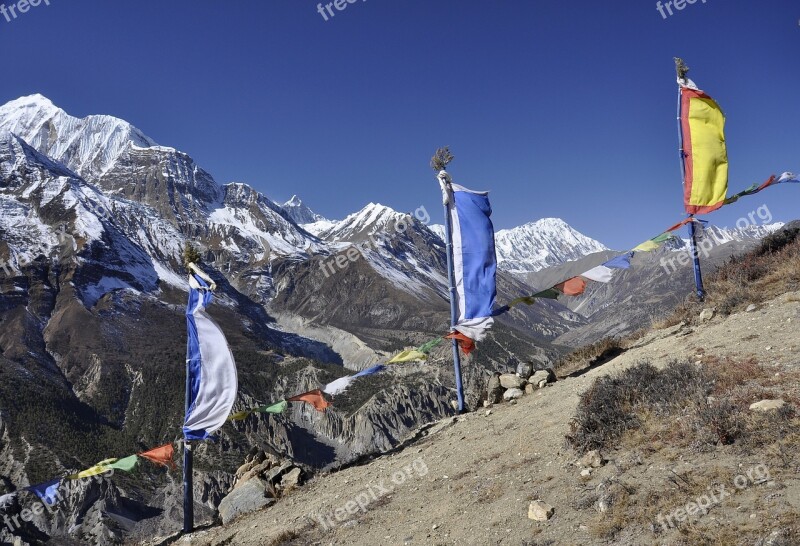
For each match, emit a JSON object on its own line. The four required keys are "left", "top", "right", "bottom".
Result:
{"left": 108, "top": 455, "right": 139, "bottom": 472}
{"left": 255, "top": 400, "right": 288, "bottom": 414}
{"left": 418, "top": 338, "right": 444, "bottom": 354}
{"left": 530, "top": 289, "right": 560, "bottom": 300}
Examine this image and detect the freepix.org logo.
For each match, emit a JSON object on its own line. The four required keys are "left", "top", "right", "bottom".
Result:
{"left": 1, "top": 0, "right": 51, "bottom": 24}
{"left": 656, "top": 0, "right": 707, "bottom": 20}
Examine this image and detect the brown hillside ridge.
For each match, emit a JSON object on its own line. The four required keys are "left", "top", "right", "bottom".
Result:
{"left": 157, "top": 284, "right": 800, "bottom": 546}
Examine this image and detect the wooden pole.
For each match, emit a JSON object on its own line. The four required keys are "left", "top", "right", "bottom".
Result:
{"left": 675, "top": 58, "right": 706, "bottom": 301}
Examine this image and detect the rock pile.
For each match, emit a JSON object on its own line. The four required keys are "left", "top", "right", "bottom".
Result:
{"left": 485, "top": 366, "right": 556, "bottom": 406}
{"left": 218, "top": 450, "right": 305, "bottom": 525}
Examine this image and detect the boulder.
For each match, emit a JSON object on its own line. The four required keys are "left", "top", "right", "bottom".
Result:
{"left": 487, "top": 373, "right": 504, "bottom": 404}
{"left": 265, "top": 462, "right": 294, "bottom": 484}
{"left": 530, "top": 370, "right": 552, "bottom": 388}
{"left": 503, "top": 388, "right": 524, "bottom": 401}
{"left": 280, "top": 468, "right": 302, "bottom": 489}
{"left": 746, "top": 304, "right": 758, "bottom": 313}
{"left": 499, "top": 374, "right": 525, "bottom": 389}
{"left": 749, "top": 399, "right": 786, "bottom": 412}
{"left": 524, "top": 384, "right": 535, "bottom": 395}
{"left": 579, "top": 450, "right": 605, "bottom": 469}
{"left": 219, "top": 478, "right": 275, "bottom": 525}
{"left": 528, "top": 500, "right": 554, "bottom": 521}
{"left": 235, "top": 460, "right": 256, "bottom": 478}
{"left": 516, "top": 361, "right": 534, "bottom": 378}
{"left": 235, "top": 459, "right": 274, "bottom": 488}
{"left": 699, "top": 308, "right": 715, "bottom": 321}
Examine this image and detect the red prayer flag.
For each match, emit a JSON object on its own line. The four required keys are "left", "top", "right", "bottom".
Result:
{"left": 139, "top": 444, "right": 177, "bottom": 470}
{"left": 665, "top": 218, "right": 692, "bottom": 232}
{"left": 445, "top": 332, "right": 476, "bottom": 356}
{"left": 287, "top": 389, "right": 331, "bottom": 412}
{"left": 555, "top": 277, "right": 587, "bottom": 296}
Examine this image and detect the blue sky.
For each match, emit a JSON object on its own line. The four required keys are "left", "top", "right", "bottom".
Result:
{"left": 0, "top": 1, "right": 797, "bottom": 249}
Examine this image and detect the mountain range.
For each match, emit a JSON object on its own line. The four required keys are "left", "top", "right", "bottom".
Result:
{"left": 0, "top": 94, "right": 783, "bottom": 545}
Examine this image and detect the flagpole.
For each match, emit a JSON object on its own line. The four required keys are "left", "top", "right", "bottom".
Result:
{"left": 675, "top": 58, "right": 706, "bottom": 301}
{"left": 182, "top": 257, "right": 200, "bottom": 534}
{"left": 433, "top": 149, "right": 465, "bottom": 413}
{"left": 183, "top": 347, "right": 194, "bottom": 533}
{"left": 687, "top": 217, "right": 705, "bottom": 300}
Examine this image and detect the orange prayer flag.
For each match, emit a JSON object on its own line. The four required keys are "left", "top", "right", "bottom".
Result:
{"left": 138, "top": 443, "right": 177, "bottom": 471}
{"left": 287, "top": 389, "right": 331, "bottom": 412}
{"left": 555, "top": 277, "right": 587, "bottom": 296}
{"left": 665, "top": 218, "right": 692, "bottom": 232}
{"left": 445, "top": 332, "right": 476, "bottom": 356}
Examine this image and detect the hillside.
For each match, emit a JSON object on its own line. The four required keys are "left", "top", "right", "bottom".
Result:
{"left": 0, "top": 95, "right": 594, "bottom": 545}
{"left": 174, "top": 229, "right": 800, "bottom": 546}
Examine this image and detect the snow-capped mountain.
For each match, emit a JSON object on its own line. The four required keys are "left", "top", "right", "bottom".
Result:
{"left": 319, "top": 202, "right": 410, "bottom": 242}
{"left": 673, "top": 223, "right": 784, "bottom": 250}
{"left": 281, "top": 195, "right": 336, "bottom": 236}
{"left": 429, "top": 224, "right": 446, "bottom": 241}
{"left": 0, "top": 94, "right": 158, "bottom": 180}
{"left": 430, "top": 218, "right": 608, "bottom": 278}
{"left": 495, "top": 218, "right": 608, "bottom": 275}
{"left": 282, "top": 195, "right": 325, "bottom": 224}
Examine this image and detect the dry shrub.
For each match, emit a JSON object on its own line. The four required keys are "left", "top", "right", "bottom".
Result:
{"left": 694, "top": 399, "right": 745, "bottom": 445}
{"left": 653, "top": 225, "right": 800, "bottom": 325}
{"left": 555, "top": 337, "right": 625, "bottom": 378}
{"left": 702, "top": 356, "right": 766, "bottom": 393}
{"left": 567, "top": 361, "right": 711, "bottom": 453}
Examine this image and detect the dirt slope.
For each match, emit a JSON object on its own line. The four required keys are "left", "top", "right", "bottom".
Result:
{"left": 168, "top": 289, "right": 800, "bottom": 546}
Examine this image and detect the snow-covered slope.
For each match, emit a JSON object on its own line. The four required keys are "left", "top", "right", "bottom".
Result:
{"left": 0, "top": 94, "right": 590, "bottom": 345}
{"left": 429, "top": 224, "right": 446, "bottom": 241}
{"left": 211, "top": 183, "right": 325, "bottom": 259}
{"left": 0, "top": 94, "right": 159, "bottom": 180}
{"left": 282, "top": 195, "right": 325, "bottom": 225}
{"left": 495, "top": 218, "right": 608, "bottom": 275}
{"left": 673, "top": 223, "right": 784, "bottom": 250}
{"left": 318, "top": 202, "right": 406, "bottom": 243}
{"left": 313, "top": 202, "right": 449, "bottom": 299}
{"left": 0, "top": 132, "right": 169, "bottom": 305}
{"left": 281, "top": 195, "right": 336, "bottom": 236}
{"left": 431, "top": 218, "right": 608, "bottom": 278}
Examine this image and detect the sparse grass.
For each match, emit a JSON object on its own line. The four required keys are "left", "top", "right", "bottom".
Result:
{"left": 264, "top": 529, "right": 302, "bottom": 546}
{"left": 573, "top": 354, "right": 800, "bottom": 543}
{"left": 654, "top": 225, "right": 800, "bottom": 325}
{"left": 567, "top": 361, "right": 712, "bottom": 454}
{"left": 569, "top": 357, "right": 800, "bottom": 456}
{"left": 554, "top": 337, "right": 626, "bottom": 378}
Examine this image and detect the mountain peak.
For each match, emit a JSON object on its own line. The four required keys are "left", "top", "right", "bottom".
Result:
{"left": 3, "top": 93, "right": 58, "bottom": 111}
{"left": 495, "top": 218, "right": 608, "bottom": 275}
{"left": 281, "top": 195, "right": 326, "bottom": 225}
{"left": 0, "top": 93, "right": 158, "bottom": 179}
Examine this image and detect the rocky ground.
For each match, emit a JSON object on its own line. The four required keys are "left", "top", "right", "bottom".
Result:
{"left": 151, "top": 289, "right": 800, "bottom": 546}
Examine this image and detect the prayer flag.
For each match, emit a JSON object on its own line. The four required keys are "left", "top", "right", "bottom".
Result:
{"left": 184, "top": 273, "right": 238, "bottom": 440}
{"left": 139, "top": 444, "right": 176, "bottom": 470}
{"left": 287, "top": 389, "right": 331, "bottom": 412}
{"left": 445, "top": 332, "right": 476, "bottom": 356}
{"left": 442, "top": 182, "right": 497, "bottom": 341}
{"left": 680, "top": 84, "right": 729, "bottom": 214}
{"left": 26, "top": 480, "right": 61, "bottom": 506}
{"left": 388, "top": 350, "right": 428, "bottom": 364}
{"left": 554, "top": 277, "right": 587, "bottom": 296}
{"left": 67, "top": 459, "right": 117, "bottom": 480}
{"left": 603, "top": 253, "right": 633, "bottom": 269}
{"left": 108, "top": 455, "right": 139, "bottom": 472}
{"left": 323, "top": 365, "right": 385, "bottom": 396}
{"left": 580, "top": 265, "right": 614, "bottom": 283}
{"left": 255, "top": 400, "right": 289, "bottom": 414}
